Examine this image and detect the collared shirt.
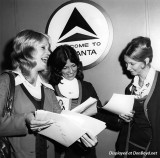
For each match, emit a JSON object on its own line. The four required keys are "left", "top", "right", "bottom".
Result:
{"left": 12, "top": 70, "right": 54, "bottom": 99}
{"left": 130, "top": 67, "right": 156, "bottom": 99}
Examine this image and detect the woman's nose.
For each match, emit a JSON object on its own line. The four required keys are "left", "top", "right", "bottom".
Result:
{"left": 47, "top": 49, "right": 51, "bottom": 55}
{"left": 68, "top": 67, "right": 73, "bottom": 73}
{"left": 126, "top": 63, "right": 131, "bottom": 70}
{"left": 126, "top": 64, "right": 131, "bottom": 70}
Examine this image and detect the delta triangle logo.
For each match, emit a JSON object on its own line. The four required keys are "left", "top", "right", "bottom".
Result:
{"left": 46, "top": 1, "right": 113, "bottom": 69}
{"left": 58, "top": 7, "right": 99, "bottom": 43}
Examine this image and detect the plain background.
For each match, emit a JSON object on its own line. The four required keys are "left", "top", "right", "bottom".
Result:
{"left": 1, "top": 0, "right": 160, "bottom": 157}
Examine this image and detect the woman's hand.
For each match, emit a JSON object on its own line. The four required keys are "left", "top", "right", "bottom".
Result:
{"left": 80, "top": 132, "right": 98, "bottom": 147}
{"left": 25, "top": 112, "right": 53, "bottom": 132}
{"left": 119, "top": 111, "right": 135, "bottom": 122}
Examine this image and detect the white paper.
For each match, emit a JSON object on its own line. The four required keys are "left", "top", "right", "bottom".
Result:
{"left": 71, "top": 97, "right": 97, "bottom": 116}
{"left": 102, "top": 93, "right": 134, "bottom": 115}
{"left": 36, "top": 110, "right": 106, "bottom": 147}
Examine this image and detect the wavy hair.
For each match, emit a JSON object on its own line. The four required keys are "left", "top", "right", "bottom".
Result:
{"left": 48, "top": 45, "right": 84, "bottom": 85}
{"left": 11, "top": 29, "right": 50, "bottom": 77}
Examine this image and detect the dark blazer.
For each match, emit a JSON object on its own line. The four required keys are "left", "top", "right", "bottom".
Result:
{"left": 116, "top": 71, "right": 160, "bottom": 157}
{"left": 147, "top": 71, "right": 160, "bottom": 157}
{"left": 79, "top": 80, "right": 102, "bottom": 107}
{"left": 53, "top": 80, "right": 101, "bottom": 158}
{"left": 54, "top": 80, "right": 102, "bottom": 108}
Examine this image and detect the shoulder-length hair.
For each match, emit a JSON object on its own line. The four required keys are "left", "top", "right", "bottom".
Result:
{"left": 11, "top": 29, "right": 50, "bottom": 77}
{"left": 48, "top": 45, "right": 84, "bottom": 85}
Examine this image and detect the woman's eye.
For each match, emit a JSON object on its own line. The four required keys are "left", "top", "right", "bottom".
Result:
{"left": 63, "top": 67, "right": 67, "bottom": 70}
{"left": 72, "top": 64, "right": 76, "bottom": 67}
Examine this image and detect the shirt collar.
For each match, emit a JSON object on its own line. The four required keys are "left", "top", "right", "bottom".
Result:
{"left": 12, "top": 70, "right": 54, "bottom": 90}
{"left": 132, "top": 67, "right": 156, "bottom": 88}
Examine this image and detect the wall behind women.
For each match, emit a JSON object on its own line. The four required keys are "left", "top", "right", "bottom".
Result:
{"left": 1, "top": 0, "right": 160, "bottom": 157}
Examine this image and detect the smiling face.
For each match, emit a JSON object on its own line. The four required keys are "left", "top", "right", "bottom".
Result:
{"left": 61, "top": 59, "right": 77, "bottom": 80}
{"left": 33, "top": 38, "right": 51, "bottom": 72}
{"left": 124, "top": 55, "right": 145, "bottom": 76}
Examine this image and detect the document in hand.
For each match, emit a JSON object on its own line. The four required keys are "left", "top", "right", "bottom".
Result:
{"left": 36, "top": 110, "right": 106, "bottom": 147}
{"left": 102, "top": 93, "right": 135, "bottom": 115}
{"left": 71, "top": 97, "right": 97, "bottom": 116}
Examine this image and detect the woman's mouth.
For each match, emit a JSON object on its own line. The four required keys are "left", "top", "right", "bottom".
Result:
{"left": 41, "top": 57, "right": 49, "bottom": 63}
{"left": 68, "top": 74, "right": 74, "bottom": 77}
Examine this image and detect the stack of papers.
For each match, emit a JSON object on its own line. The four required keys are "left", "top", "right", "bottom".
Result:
{"left": 36, "top": 110, "right": 106, "bottom": 147}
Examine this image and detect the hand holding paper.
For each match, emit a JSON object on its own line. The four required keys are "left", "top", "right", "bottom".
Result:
{"left": 119, "top": 112, "right": 134, "bottom": 122}
{"left": 102, "top": 93, "right": 135, "bottom": 115}
{"left": 36, "top": 110, "right": 106, "bottom": 147}
{"left": 25, "top": 111, "right": 53, "bottom": 132}
{"left": 80, "top": 132, "right": 98, "bottom": 147}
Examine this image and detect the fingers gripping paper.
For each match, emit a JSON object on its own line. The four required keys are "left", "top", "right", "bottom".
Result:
{"left": 36, "top": 110, "right": 106, "bottom": 147}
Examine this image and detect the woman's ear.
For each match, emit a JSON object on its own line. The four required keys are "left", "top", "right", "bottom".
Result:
{"left": 144, "top": 57, "right": 150, "bottom": 65}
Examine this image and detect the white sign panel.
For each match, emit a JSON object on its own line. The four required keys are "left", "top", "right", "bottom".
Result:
{"left": 46, "top": 1, "right": 113, "bottom": 69}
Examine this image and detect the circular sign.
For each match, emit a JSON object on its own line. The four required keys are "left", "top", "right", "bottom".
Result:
{"left": 46, "top": 0, "right": 113, "bottom": 70}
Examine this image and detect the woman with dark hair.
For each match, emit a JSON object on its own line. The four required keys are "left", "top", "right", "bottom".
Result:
{"left": 48, "top": 45, "right": 84, "bottom": 86}
{"left": 48, "top": 44, "right": 101, "bottom": 158}
{"left": 116, "top": 36, "right": 160, "bottom": 157}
